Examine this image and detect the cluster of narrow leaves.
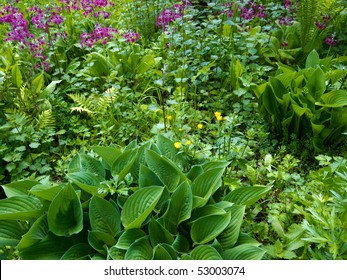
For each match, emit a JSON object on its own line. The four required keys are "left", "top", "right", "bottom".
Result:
{"left": 0, "top": 135, "right": 271, "bottom": 260}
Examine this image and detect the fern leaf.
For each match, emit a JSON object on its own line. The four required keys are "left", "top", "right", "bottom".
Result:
{"left": 36, "top": 109, "right": 55, "bottom": 129}
{"left": 68, "top": 93, "right": 96, "bottom": 116}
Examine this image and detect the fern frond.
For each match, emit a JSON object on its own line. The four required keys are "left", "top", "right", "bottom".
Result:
{"left": 68, "top": 93, "right": 97, "bottom": 116}
{"left": 299, "top": 0, "right": 319, "bottom": 52}
{"left": 71, "top": 106, "right": 95, "bottom": 115}
{"left": 36, "top": 109, "right": 55, "bottom": 129}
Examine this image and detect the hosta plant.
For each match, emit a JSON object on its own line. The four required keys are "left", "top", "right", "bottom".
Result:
{"left": 252, "top": 49, "right": 347, "bottom": 151}
{"left": 0, "top": 135, "right": 272, "bottom": 260}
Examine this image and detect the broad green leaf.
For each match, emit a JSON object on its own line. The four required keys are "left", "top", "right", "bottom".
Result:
{"left": 0, "top": 220, "right": 27, "bottom": 246}
{"left": 87, "top": 52, "right": 112, "bottom": 76}
{"left": 89, "top": 196, "right": 121, "bottom": 236}
{"left": 92, "top": 146, "right": 122, "bottom": 168}
{"left": 153, "top": 244, "right": 177, "bottom": 260}
{"left": 156, "top": 134, "right": 180, "bottom": 163}
{"left": 217, "top": 205, "right": 246, "bottom": 249}
{"left": 1, "top": 180, "right": 39, "bottom": 197}
{"left": 31, "top": 72, "right": 44, "bottom": 94}
{"left": 186, "top": 165, "right": 204, "bottom": 181}
{"left": 224, "top": 185, "right": 272, "bottom": 206}
{"left": 121, "top": 186, "right": 163, "bottom": 230}
{"left": 190, "top": 245, "right": 223, "bottom": 260}
{"left": 112, "top": 148, "right": 138, "bottom": 181}
{"left": 88, "top": 230, "right": 116, "bottom": 254}
{"left": 131, "top": 142, "right": 151, "bottom": 180}
{"left": 68, "top": 153, "right": 106, "bottom": 178}
{"left": 115, "top": 229, "right": 146, "bottom": 250}
{"left": 269, "top": 77, "right": 287, "bottom": 100}
{"left": 201, "top": 161, "right": 230, "bottom": 172}
{"left": 191, "top": 212, "right": 231, "bottom": 245}
{"left": 137, "top": 54, "right": 155, "bottom": 75}
{"left": 148, "top": 218, "right": 174, "bottom": 246}
{"left": 11, "top": 63, "right": 23, "bottom": 87}
{"left": 191, "top": 167, "right": 225, "bottom": 208}
{"left": 139, "top": 164, "right": 164, "bottom": 188}
{"left": 18, "top": 214, "right": 49, "bottom": 250}
{"left": 223, "top": 244, "right": 265, "bottom": 260}
{"left": 191, "top": 205, "right": 227, "bottom": 222}
{"left": 0, "top": 196, "right": 43, "bottom": 220}
{"left": 68, "top": 172, "right": 102, "bottom": 196}
{"left": 262, "top": 84, "right": 281, "bottom": 117}
{"left": 61, "top": 243, "right": 94, "bottom": 260}
{"left": 307, "top": 67, "right": 326, "bottom": 100}
{"left": 19, "top": 234, "right": 74, "bottom": 260}
{"left": 235, "top": 233, "right": 261, "bottom": 247}
{"left": 41, "top": 80, "right": 62, "bottom": 98}
{"left": 163, "top": 181, "right": 192, "bottom": 225}
{"left": 47, "top": 184, "right": 83, "bottom": 236}
{"left": 125, "top": 236, "right": 153, "bottom": 260}
{"left": 145, "top": 149, "right": 185, "bottom": 192}
{"left": 29, "top": 184, "right": 63, "bottom": 201}
{"left": 317, "top": 90, "right": 347, "bottom": 108}
{"left": 306, "top": 49, "right": 320, "bottom": 68}
{"left": 172, "top": 235, "right": 190, "bottom": 253}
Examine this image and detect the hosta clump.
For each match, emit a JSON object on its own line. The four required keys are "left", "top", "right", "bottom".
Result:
{"left": 252, "top": 49, "right": 347, "bottom": 152}
{"left": 0, "top": 135, "right": 271, "bottom": 260}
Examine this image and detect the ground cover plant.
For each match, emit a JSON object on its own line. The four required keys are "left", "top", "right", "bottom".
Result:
{"left": 0, "top": 0, "right": 346, "bottom": 260}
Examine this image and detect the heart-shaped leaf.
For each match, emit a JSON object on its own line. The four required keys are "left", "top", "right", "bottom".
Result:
{"left": 224, "top": 185, "right": 272, "bottom": 206}
{"left": 190, "top": 245, "right": 223, "bottom": 260}
{"left": 47, "top": 184, "right": 83, "bottom": 236}
{"left": 0, "top": 196, "right": 43, "bottom": 220}
{"left": 125, "top": 236, "right": 153, "bottom": 260}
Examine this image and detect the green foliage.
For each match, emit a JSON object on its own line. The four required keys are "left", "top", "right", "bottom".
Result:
{"left": 253, "top": 49, "right": 347, "bottom": 151}
{"left": 0, "top": 136, "right": 270, "bottom": 259}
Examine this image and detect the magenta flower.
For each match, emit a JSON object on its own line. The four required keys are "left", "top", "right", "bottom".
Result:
{"left": 325, "top": 34, "right": 337, "bottom": 47}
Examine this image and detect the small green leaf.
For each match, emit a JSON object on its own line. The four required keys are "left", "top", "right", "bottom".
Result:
{"left": 306, "top": 49, "right": 320, "bottom": 68}
{"left": 31, "top": 72, "right": 44, "bottom": 94}
{"left": 190, "top": 245, "right": 223, "bottom": 260}
{"left": 89, "top": 196, "right": 121, "bottom": 236}
{"left": 68, "top": 172, "right": 102, "bottom": 195}
{"left": 223, "top": 244, "right": 265, "bottom": 260}
{"left": 121, "top": 186, "right": 163, "bottom": 230}
{"left": 47, "top": 184, "right": 83, "bottom": 236}
{"left": 41, "top": 80, "right": 62, "bottom": 98}
{"left": 125, "top": 236, "right": 153, "bottom": 260}
{"left": 0, "top": 196, "right": 43, "bottom": 220}
{"left": 191, "top": 212, "right": 231, "bottom": 245}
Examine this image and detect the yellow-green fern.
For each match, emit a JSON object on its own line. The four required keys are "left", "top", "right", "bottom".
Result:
{"left": 68, "top": 93, "right": 114, "bottom": 117}
{"left": 36, "top": 109, "right": 56, "bottom": 130}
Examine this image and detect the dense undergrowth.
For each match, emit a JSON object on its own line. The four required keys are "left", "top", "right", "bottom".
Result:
{"left": 0, "top": 0, "right": 347, "bottom": 260}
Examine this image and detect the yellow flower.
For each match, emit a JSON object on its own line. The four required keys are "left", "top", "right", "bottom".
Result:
{"left": 178, "top": 128, "right": 183, "bottom": 132}
{"left": 197, "top": 123, "right": 203, "bottom": 129}
{"left": 186, "top": 140, "right": 192, "bottom": 146}
{"left": 167, "top": 115, "right": 173, "bottom": 121}
{"left": 174, "top": 142, "right": 182, "bottom": 149}
{"left": 216, "top": 115, "right": 223, "bottom": 121}
{"left": 214, "top": 111, "right": 222, "bottom": 118}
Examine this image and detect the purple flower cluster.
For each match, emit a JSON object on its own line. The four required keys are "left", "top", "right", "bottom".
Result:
{"left": 315, "top": 14, "right": 331, "bottom": 30}
{"left": 278, "top": 0, "right": 298, "bottom": 26}
{"left": 156, "top": 1, "right": 191, "bottom": 31}
{"left": 325, "top": 34, "right": 337, "bottom": 47}
{"left": 222, "top": 2, "right": 234, "bottom": 18}
{"left": 80, "top": 23, "right": 118, "bottom": 48}
{"left": 58, "top": 0, "right": 113, "bottom": 19}
{"left": 29, "top": 5, "right": 63, "bottom": 31}
{"left": 122, "top": 31, "right": 140, "bottom": 43}
{"left": 240, "top": 1, "right": 266, "bottom": 20}
{"left": 0, "top": 5, "right": 34, "bottom": 44}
